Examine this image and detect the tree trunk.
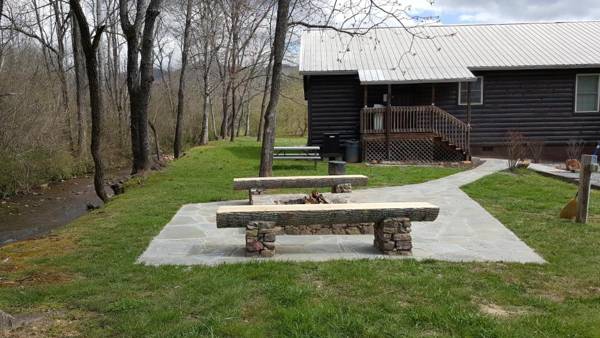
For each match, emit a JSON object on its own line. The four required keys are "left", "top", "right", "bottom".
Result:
{"left": 236, "top": 99, "right": 243, "bottom": 137}
{"left": 210, "top": 99, "right": 217, "bottom": 137}
{"left": 50, "top": 0, "right": 74, "bottom": 153}
{"left": 0, "top": 0, "right": 4, "bottom": 26}
{"left": 0, "top": 0, "right": 4, "bottom": 68}
{"left": 121, "top": 0, "right": 163, "bottom": 174}
{"left": 149, "top": 121, "right": 161, "bottom": 162}
{"left": 219, "top": 80, "right": 230, "bottom": 139}
{"left": 71, "top": 13, "right": 87, "bottom": 158}
{"left": 199, "top": 90, "right": 210, "bottom": 145}
{"left": 70, "top": 0, "right": 108, "bottom": 202}
{"left": 229, "top": 82, "right": 237, "bottom": 141}
{"left": 174, "top": 0, "right": 193, "bottom": 158}
{"left": 257, "top": 52, "right": 273, "bottom": 141}
{"left": 259, "top": 0, "right": 289, "bottom": 177}
{"left": 95, "top": 0, "right": 104, "bottom": 108}
{"left": 244, "top": 99, "right": 251, "bottom": 136}
{"left": 108, "top": 13, "right": 125, "bottom": 148}
{"left": 228, "top": 3, "right": 240, "bottom": 142}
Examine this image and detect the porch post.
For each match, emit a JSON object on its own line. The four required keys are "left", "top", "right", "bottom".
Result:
{"left": 386, "top": 84, "right": 392, "bottom": 161}
{"left": 363, "top": 85, "right": 368, "bottom": 107}
{"left": 466, "top": 82, "right": 472, "bottom": 161}
{"left": 431, "top": 84, "right": 436, "bottom": 106}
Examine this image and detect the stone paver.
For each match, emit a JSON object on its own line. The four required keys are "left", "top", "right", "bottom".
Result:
{"left": 138, "top": 159, "right": 545, "bottom": 266}
{"left": 529, "top": 163, "right": 600, "bottom": 189}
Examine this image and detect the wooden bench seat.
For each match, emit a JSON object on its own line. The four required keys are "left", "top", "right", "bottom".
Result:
{"left": 233, "top": 175, "right": 368, "bottom": 190}
{"left": 233, "top": 175, "right": 368, "bottom": 204}
{"left": 216, "top": 202, "right": 440, "bottom": 257}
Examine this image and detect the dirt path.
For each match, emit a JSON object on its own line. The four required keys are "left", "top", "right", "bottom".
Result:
{"left": 0, "top": 170, "right": 129, "bottom": 245}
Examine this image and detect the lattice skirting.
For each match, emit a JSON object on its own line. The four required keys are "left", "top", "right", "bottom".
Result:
{"left": 364, "top": 138, "right": 465, "bottom": 163}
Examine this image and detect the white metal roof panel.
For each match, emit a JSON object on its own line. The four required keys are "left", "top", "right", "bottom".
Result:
{"left": 299, "top": 21, "right": 600, "bottom": 84}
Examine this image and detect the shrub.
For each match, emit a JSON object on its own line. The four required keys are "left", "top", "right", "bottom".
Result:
{"left": 566, "top": 139, "right": 585, "bottom": 160}
{"left": 505, "top": 131, "right": 526, "bottom": 170}
{"left": 528, "top": 139, "right": 545, "bottom": 163}
{"left": 0, "top": 147, "right": 82, "bottom": 197}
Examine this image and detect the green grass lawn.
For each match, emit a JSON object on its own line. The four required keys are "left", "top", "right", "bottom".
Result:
{"left": 1, "top": 138, "right": 600, "bottom": 337}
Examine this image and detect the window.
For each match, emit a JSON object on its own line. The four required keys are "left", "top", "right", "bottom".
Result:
{"left": 458, "top": 77, "right": 484, "bottom": 105}
{"left": 575, "top": 74, "right": 600, "bottom": 113}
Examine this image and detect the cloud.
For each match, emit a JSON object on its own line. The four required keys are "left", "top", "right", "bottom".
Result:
{"left": 425, "top": 0, "right": 600, "bottom": 23}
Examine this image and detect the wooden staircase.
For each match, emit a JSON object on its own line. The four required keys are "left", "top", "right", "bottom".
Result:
{"left": 360, "top": 105, "right": 469, "bottom": 162}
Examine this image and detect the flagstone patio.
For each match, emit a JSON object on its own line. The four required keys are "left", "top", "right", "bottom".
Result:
{"left": 138, "top": 159, "right": 545, "bottom": 266}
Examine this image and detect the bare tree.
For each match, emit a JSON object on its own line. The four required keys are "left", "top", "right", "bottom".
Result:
{"left": 4, "top": 0, "right": 75, "bottom": 152}
{"left": 69, "top": 0, "right": 108, "bottom": 202}
{"left": 256, "top": 51, "right": 273, "bottom": 141}
{"left": 0, "top": 0, "right": 4, "bottom": 26}
{"left": 119, "top": 0, "right": 163, "bottom": 173}
{"left": 226, "top": 0, "right": 272, "bottom": 142}
{"left": 0, "top": 0, "right": 4, "bottom": 71}
{"left": 95, "top": 0, "right": 104, "bottom": 113}
{"left": 105, "top": 0, "right": 127, "bottom": 147}
{"left": 173, "top": 0, "right": 192, "bottom": 158}
{"left": 259, "top": 0, "right": 289, "bottom": 176}
{"left": 71, "top": 12, "right": 87, "bottom": 157}
{"left": 194, "top": 0, "right": 220, "bottom": 145}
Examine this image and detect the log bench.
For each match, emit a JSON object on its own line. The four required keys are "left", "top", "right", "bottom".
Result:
{"left": 233, "top": 175, "right": 368, "bottom": 204}
{"left": 216, "top": 202, "right": 440, "bottom": 257}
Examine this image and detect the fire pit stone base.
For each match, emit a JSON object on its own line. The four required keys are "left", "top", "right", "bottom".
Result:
{"left": 282, "top": 223, "right": 374, "bottom": 235}
{"left": 332, "top": 183, "right": 352, "bottom": 193}
{"left": 374, "top": 218, "right": 413, "bottom": 255}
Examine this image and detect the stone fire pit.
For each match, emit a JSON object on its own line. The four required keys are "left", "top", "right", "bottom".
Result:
{"left": 252, "top": 192, "right": 374, "bottom": 235}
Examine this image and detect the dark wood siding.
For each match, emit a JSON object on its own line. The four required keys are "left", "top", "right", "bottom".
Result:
{"left": 306, "top": 75, "right": 361, "bottom": 145}
{"left": 305, "top": 69, "right": 600, "bottom": 147}
{"left": 436, "top": 69, "right": 600, "bottom": 145}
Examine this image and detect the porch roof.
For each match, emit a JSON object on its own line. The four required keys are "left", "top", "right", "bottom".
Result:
{"left": 357, "top": 67, "right": 476, "bottom": 85}
{"left": 299, "top": 21, "right": 600, "bottom": 84}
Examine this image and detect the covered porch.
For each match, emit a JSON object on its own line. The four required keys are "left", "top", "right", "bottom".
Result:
{"left": 359, "top": 83, "right": 474, "bottom": 163}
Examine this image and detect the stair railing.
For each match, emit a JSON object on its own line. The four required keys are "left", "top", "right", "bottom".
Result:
{"left": 360, "top": 105, "right": 470, "bottom": 152}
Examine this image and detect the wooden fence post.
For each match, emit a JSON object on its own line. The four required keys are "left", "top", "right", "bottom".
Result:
{"left": 576, "top": 154, "right": 598, "bottom": 223}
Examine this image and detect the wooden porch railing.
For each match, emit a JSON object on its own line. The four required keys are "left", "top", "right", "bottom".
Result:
{"left": 360, "top": 105, "right": 470, "bottom": 152}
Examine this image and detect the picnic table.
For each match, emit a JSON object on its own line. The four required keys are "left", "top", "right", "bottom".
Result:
{"left": 273, "top": 146, "right": 321, "bottom": 168}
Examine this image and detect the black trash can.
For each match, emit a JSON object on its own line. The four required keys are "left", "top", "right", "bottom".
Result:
{"left": 322, "top": 133, "right": 343, "bottom": 159}
{"left": 344, "top": 140, "right": 360, "bottom": 163}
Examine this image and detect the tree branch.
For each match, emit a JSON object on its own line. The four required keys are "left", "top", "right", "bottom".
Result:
{"left": 92, "top": 25, "right": 106, "bottom": 51}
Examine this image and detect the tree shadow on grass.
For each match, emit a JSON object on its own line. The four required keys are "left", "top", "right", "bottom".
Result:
{"left": 272, "top": 163, "right": 320, "bottom": 172}
{"left": 222, "top": 146, "right": 260, "bottom": 160}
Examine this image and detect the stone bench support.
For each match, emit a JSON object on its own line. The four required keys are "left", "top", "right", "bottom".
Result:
{"left": 374, "top": 218, "right": 412, "bottom": 255}
{"left": 245, "top": 221, "right": 281, "bottom": 257}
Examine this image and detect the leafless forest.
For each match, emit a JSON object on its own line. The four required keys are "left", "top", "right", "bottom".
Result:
{"left": 0, "top": 0, "right": 431, "bottom": 198}
{"left": 0, "top": 0, "right": 309, "bottom": 197}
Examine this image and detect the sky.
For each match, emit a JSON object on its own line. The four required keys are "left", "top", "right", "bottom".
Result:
{"left": 408, "top": 0, "right": 600, "bottom": 24}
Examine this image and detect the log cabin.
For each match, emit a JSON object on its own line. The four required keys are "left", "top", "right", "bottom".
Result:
{"left": 299, "top": 21, "right": 600, "bottom": 162}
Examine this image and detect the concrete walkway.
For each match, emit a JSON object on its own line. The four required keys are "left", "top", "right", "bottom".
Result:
{"left": 529, "top": 162, "right": 600, "bottom": 189}
{"left": 138, "top": 159, "right": 545, "bottom": 266}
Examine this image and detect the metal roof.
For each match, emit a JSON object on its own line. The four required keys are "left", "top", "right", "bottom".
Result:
{"left": 299, "top": 21, "right": 600, "bottom": 84}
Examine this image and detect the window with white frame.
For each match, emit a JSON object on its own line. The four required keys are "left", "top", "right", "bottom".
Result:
{"left": 575, "top": 74, "right": 600, "bottom": 113}
{"left": 458, "top": 77, "right": 484, "bottom": 105}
